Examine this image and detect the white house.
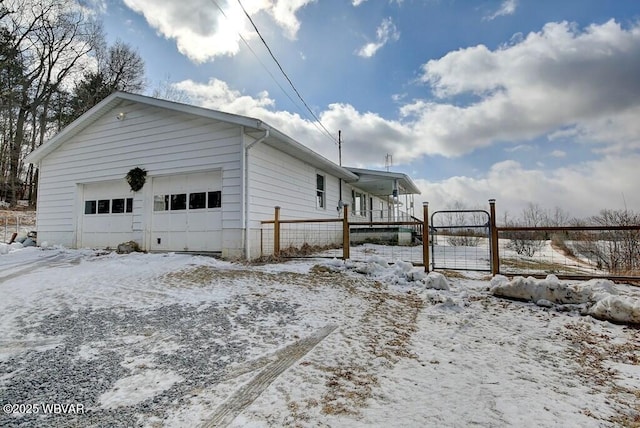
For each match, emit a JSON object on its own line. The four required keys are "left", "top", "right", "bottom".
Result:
{"left": 24, "top": 92, "right": 420, "bottom": 258}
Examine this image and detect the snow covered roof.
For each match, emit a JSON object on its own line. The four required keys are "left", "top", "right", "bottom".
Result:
{"left": 24, "top": 92, "right": 359, "bottom": 182}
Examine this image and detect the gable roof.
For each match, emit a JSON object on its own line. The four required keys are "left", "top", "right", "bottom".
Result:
{"left": 344, "top": 167, "right": 421, "bottom": 196}
{"left": 24, "top": 92, "right": 358, "bottom": 182}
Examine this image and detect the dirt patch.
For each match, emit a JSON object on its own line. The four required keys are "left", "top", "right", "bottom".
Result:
{"left": 159, "top": 263, "right": 426, "bottom": 423}
{"left": 275, "top": 269, "right": 425, "bottom": 422}
{"left": 563, "top": 322, "right": 640, "bottom": 426}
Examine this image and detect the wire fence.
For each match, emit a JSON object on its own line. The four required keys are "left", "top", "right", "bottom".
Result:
{"left": 430, "top": 209, "right": 491, "bottom": 272}
{"left": 260, "top": 202, "right": 640, "bottom": 283}
{"left": 260, "top": 206, "right": 428, "bottom": 265}
{"left": 261, "top": 220, "right": 344, "bottom": 259}
{"left": 430, "top": 236, "right": 491, "bottom": 271}
{"left": 1, "top": 212, "right": 36, "bottom": 243}
{"left": 495, "top": 227, "right": 640, "bottom": 280}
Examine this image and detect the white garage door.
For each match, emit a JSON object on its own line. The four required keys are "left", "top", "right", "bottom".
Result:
{"left": 80, "top": 181, "right": 134, "bottom": 248}
{"left": 151, "top": 171, "right": 222, "bottom": 252}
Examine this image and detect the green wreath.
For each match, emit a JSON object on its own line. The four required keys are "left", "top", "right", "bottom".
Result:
{"left": 126, "top": 167, "right": 147, "bottom": 192}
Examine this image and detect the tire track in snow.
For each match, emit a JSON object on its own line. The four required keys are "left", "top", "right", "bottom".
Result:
{"left": 0, "top": 252, "right": 80, "bottom": 284}
{"left": 202, "top": 324, "right": 337, "bottom": 428}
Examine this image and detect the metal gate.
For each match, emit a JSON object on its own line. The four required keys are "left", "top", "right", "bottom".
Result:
{"left": 430, "top": 210, "right": 492, "bottom": 271}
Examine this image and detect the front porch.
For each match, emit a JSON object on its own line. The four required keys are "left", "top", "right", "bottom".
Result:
{"left": 344, "top": 167, "right": 423, "bottom": 243}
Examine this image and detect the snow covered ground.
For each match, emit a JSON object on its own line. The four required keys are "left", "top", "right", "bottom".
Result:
{"left": 1, "top": 246, "right": 639, "bottom": 427}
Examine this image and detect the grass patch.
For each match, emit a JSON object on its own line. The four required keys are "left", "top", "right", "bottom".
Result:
{"left": 501, "top": 257, "right": 585, "bottom": 274}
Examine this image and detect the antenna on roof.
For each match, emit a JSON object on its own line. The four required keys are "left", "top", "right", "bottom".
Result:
{"left": 338, "top": 130, "right": 342, "bottom": 166}
{"left": 385, "top": 153, "right": 393, "bottom": 171}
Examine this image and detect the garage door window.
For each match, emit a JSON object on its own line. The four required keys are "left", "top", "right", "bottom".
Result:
{"left": 85, "top": 197, "right": 134, "bottom": 214}
{"left": 154, "top": 195, "right": 169, "bottom": 211}
{"left": 171, "top": 194, "right": 187, "bottom": 210}
{"left": 208, "top": 191, "right": 221, "bottom": 208}
{"left": 85, "top": 201, "right": 97, "bottom": 214}
{"left": 189, "top": 192, "right": 206, "bottom": 209}
{"left": 112, "top": 198, "right": 125, "bottom": 213}
{"left": 154, "top": 191, "right": 221, "bottom": 211}
{"left": 97, "top": 200, "right": 110, "bottom": 214}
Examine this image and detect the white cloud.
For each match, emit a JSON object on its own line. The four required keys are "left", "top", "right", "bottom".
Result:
{"left": 174, "top": 77, "right": 415, "bottom": 163}
{"left": 415, "top": 19, "right": 640, "bottom": 156}
{"left": 413, "top": 154, "right": 640, "bottom": 219}
{"left": 174, "top": 78, "right": 276, "bottom": 113}
{"left": 172, "top": 19, "right": 640, "bottom": 216}
{"left": 550, "top": 150, "right": 566, "bottom": 158}
{"left": 504, "top": 144, "right": 532, "bottom": 153}
{"left": 357, "top": 17, "right": 400, "bottom": 58}
{"left": 175, "top": 19, "right": 640, "bottom": 163}
{"left": 484, "top": 0, "right": 517, "bottom": 21}
{"left": 122, "top": 0, "right": 314, "bottom": 63}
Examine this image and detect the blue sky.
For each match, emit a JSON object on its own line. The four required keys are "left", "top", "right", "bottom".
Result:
{"left": 92, "top": 0, "right": 640, "bottom": 219}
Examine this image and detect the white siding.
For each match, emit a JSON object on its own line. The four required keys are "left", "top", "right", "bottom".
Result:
{"left": 246, "top": 143, "right": 394, "bottom": 258}
{"left": 35, "top": 100, "right": 243, "bottom": 249}
{"left": 247, "top": 142, "right": 343, "bottom": 225}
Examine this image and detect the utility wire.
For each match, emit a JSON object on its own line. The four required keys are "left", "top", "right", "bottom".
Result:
{"left": 235, "top": 0, "right": 338, "bottom": 145}
{"left": 206, "top": 0, "right": 301, "bottom": 116}
{"left": 207, "top": 0, "right": 338, "bottom": 144}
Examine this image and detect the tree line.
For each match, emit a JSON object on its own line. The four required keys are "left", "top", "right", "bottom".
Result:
{"left": 1, "top": 0, "right": 145, "bottom": 205}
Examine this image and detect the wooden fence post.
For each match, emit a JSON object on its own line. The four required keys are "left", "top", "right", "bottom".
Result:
{"left": 489, "top": 199, "right": 499, "bottom": 275}
{"left": 343, "top": 204, "right": 350, "bottom": 260}
{"left": 274, "top": 206, "right": 280, "bottom": 257}
{"left": 423, "top": 202, "right": 429, "bottom": 272}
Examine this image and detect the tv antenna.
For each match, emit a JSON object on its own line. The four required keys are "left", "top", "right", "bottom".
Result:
{"left": 385, "top": 153, "right": 393, "bottom": 171}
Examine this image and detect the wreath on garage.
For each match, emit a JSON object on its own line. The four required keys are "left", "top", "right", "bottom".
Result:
{"left": 126, "top": 167, "right": 147, "bottom": 192}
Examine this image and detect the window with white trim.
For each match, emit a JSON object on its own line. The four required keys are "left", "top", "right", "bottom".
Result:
{"left": 84, "top": 198, "right": 133, "bottom": 215}
{"left": 316, "top": 174, "right": 325, "bottom": 209}
{"left": 352, "top": 191, "right": 366, "bottom": 216}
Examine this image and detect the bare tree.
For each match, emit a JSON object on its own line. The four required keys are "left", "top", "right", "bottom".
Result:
{"left": 151, "top": 75, "right": 189, "bottom": 103}
{"left": 441, "top": 200, "right": 486, "bottom": 247}
{"left": 573, "top": 209, "right": 640, "bottom": 274}
{"left": 1, "top": 0, "right": 100, "bottom": 204}
{"left": 67, "top": 39, "right": 145, "bottom": 123}
{"left": 505, "top": 203, "right": 546, "bottom": 257}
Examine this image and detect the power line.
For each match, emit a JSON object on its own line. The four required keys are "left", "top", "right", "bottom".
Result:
{"left": 206, "top": 0, "right": 301, "bottom": 117}
{"left": 235, "top": 0, "right": 337, "bottom": 145}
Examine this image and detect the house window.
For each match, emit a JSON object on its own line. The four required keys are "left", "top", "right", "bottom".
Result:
{"left": 97, "top": 199, "right": 110, "bottom": 214}
{"left": 85, "top": 201, "right": 96, "bottom": 215}
{"left": 189, "top": 192, "right": 206, "bottom": 209}
{"left": 208, "top": 191, "right": 222, "bottom": 208}
{"left": 126, "top": 198, "right": 133, "bottom": 213}
{"left": 353, "top": 191, "right": 366, "bottom": 216}
{"left": 316, "top": 174, "right": 325, "bottom": 209}
{"left": 380, "top": 201, "right": 384, "bottom": 219}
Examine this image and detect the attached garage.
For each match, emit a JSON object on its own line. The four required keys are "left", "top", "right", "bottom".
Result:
{"left": 150, "top": 171, "right": 222, "bottom": 252}
{"left": 79, "top": 180, "right": 134, "bottom": 248}
{"left": 24, "top": 92, "right": 418, "bottom": 258}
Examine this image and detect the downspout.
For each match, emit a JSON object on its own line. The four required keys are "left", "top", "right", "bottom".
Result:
{"left": 244, "top": 126, "right": 269, "bottom": 259}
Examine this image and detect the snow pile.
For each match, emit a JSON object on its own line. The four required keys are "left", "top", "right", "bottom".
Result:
{"left": 490, "top": 274, "right": 640, "bottom": 324}
{"left": 422, "top": 271, "right": 450, "bottom": 290}
{"left": 589, "top": 295, "right": 640, "bottom": 324}
{"left": 325, "top": 258, "right": 449, "bottom": 290}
